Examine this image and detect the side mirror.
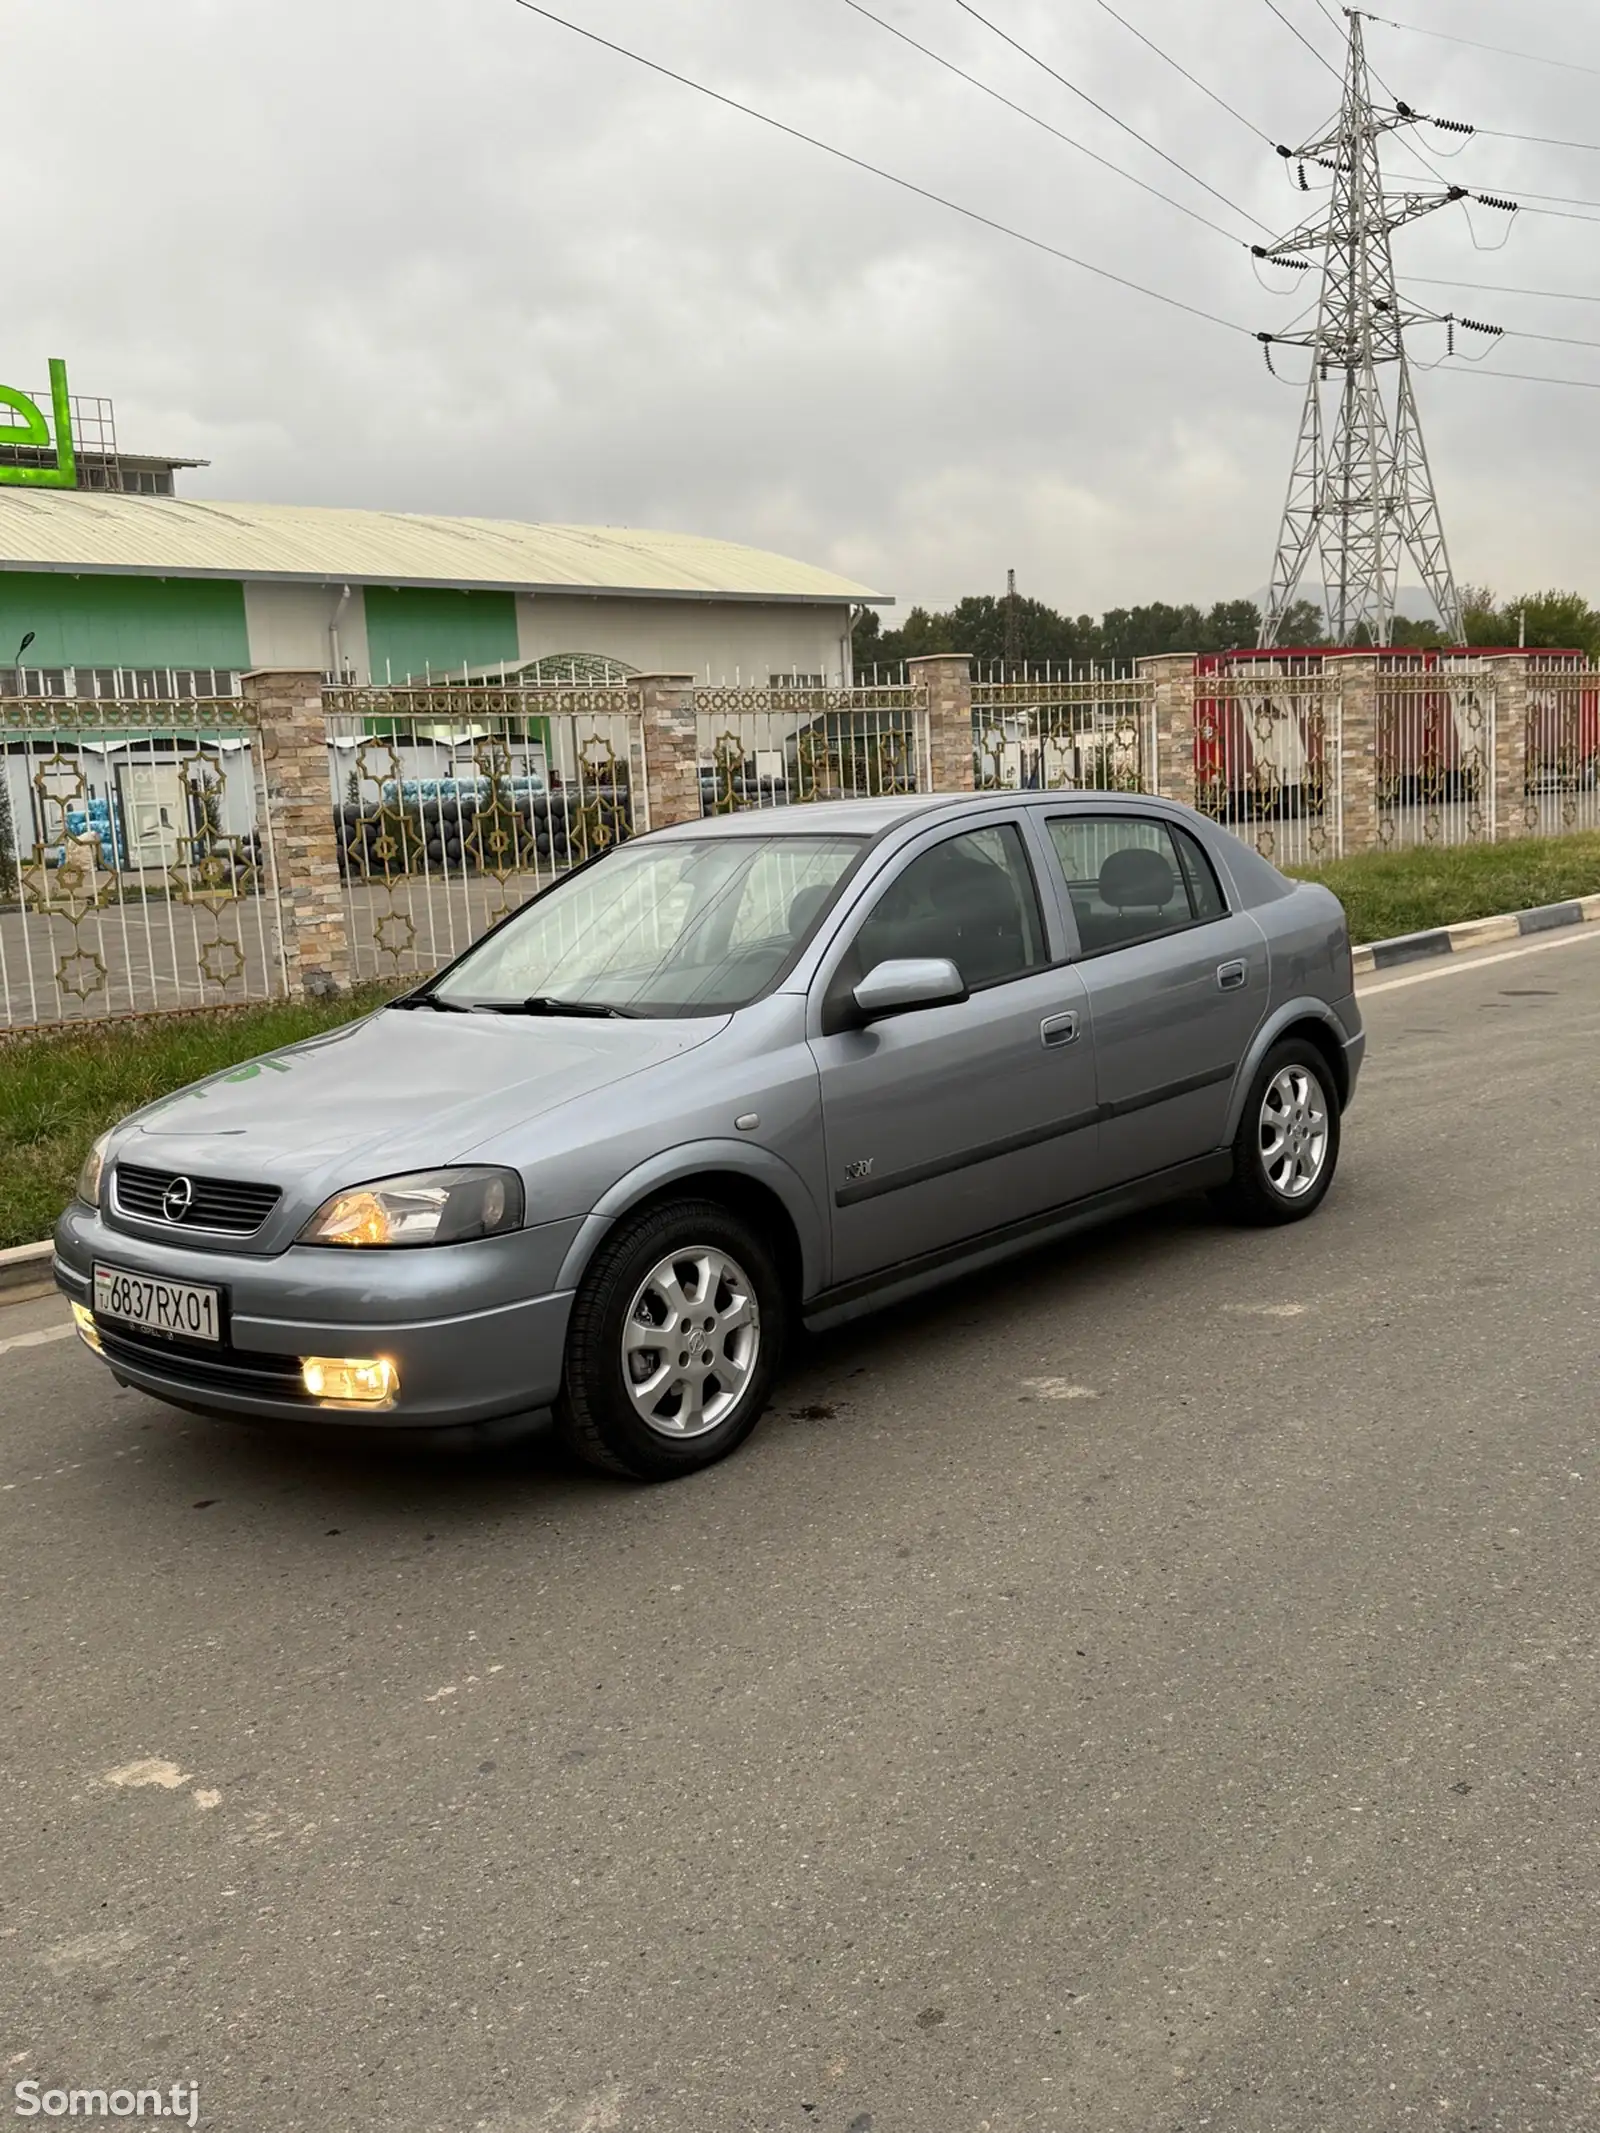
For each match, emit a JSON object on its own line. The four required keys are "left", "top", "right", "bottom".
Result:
{"left": 851, "top": 956, "right": 968, "bottom": 1022}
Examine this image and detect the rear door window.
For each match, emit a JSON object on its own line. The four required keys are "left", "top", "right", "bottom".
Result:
{"left": 1046, "top": 816, "right": 1228, "bottom": 955}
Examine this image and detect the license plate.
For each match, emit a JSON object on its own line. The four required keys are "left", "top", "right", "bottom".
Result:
{"left": 93, "top": 1263, "right": 222, "bottom": 1345}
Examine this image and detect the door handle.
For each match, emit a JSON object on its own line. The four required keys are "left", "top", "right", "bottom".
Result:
{"left": 1040, "top": 1011, "right": 1079, "bottom": 1047}
{"left": 1216, "top": 959, "right": 1248, "bottom": 991}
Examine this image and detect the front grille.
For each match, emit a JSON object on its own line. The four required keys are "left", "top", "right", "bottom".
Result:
{"left": 113, "top": 1163, "right": 282, "bottom": 1237}
{"left": 96, "top": 1322, "right": 312, "bottom": 1404}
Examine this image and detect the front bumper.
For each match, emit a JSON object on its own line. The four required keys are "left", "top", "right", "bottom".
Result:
{"left": 53, "top": 1203, "right": 582, "bottom": 1429}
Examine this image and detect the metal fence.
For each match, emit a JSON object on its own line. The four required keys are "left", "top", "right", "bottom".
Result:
{"left": 0, "top": 695, "right": 285, "bottom": 1032}
{"left": 323, "top": 684, "right": 646, "bottom": 984}
{"left": 1191, "top": 658, "right": 1343, "bottom": 870}
{"left": 695, "top": 685, "right": 931, "bottom": 815}
{"left": 1373, "top": 659, "right": 1495, "bottom": 850}
{"left": 1524, "top": 657, "right": 1600, "bottom": 839}
{"left": 971, "top": 673, "right": 1152, "bottom": 796}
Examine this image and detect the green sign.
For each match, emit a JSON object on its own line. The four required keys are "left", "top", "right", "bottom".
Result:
{"left": 0, "top": 360, "right": 77, "bottom": 488}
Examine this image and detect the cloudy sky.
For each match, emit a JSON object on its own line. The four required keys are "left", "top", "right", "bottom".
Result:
{"left": 9, "top": 0, "right": 1599, "bottom": 614}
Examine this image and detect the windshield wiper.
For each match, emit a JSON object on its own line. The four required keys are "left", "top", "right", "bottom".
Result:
{"left": 388, "top": 993, "right": 471, "bottom": 1012}
{"left": 482, "top": 995, "right": 635, "bottom": 1019}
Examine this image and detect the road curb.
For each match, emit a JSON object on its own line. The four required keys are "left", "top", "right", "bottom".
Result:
{"left": 1352, "top": 891, "right": 1600, "bottom": 976}
{"left": 0, "top": 1240, "right": 55, "bottom": 1298}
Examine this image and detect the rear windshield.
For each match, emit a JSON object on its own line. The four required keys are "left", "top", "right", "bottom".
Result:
{"left": 429, "top": 834, "right": 864, "bottom": 1016}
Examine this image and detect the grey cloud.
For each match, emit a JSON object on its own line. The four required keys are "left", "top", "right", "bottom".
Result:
{"left": 9, "top": 0, "right": 1598, "bottom": 612}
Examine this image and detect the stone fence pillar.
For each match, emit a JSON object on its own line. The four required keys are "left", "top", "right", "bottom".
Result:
{"left": 907, "top": 652, "right": 976, "bottom": 794}
{"left": 1335, "top": 654, "right": 1379, "bottom": 855}
{"left": 636, "top": 673, "right": 700, "bottom": 830}
{"left": 1138, "top": 653, "right": 1197, "bottom": 807}
{"left": 1483, "top": 652, "right": 1534, "bottom": 840}
{"left": 243, "top": 669, "right": 352, "bottom": 999}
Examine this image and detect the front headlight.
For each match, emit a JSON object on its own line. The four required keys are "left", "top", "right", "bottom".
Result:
{"left": 76, "top": 1131, "right": 112, "bottom": 1209}
{"left": 297, "top": 1167, "right": 524, "bottom": 1248}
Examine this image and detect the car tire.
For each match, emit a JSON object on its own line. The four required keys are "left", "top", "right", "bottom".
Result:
{"left": 553, "top": 1198, "right": 787, "bottom": 1481}
{"left": 1211, "top": 1038, "right": 1341, "bottom": 1227}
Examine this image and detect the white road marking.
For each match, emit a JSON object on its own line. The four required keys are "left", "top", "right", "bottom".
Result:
{"left": 103, "top": 1758, "right": 191, "bottom": 1791}
{"left": 1022, "top": 1378, "right": 1100, "bottom": 1400}
{"left": 1222, "top": 1302, "right": 1308, "bottom": 1318}
{"left": 192, "top": 1788, "right": 222, "bottom": 1811}
{"left": 0, "top": 1322, "right": 74, "bottom": 1359}
{"left": 1359, "top": 924, "right": 1600, "bottom": 996}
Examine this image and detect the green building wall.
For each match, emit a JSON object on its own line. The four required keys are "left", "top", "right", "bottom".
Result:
{"left": 0, "top": 572, "right": 250, "bottom": 669}
{"left": 363, "top": 587, "right": 520, "bottom": 683}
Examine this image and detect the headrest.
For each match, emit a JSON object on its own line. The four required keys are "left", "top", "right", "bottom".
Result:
{"left": 1098, "top": 845, "right": 1177, "bottom": 911}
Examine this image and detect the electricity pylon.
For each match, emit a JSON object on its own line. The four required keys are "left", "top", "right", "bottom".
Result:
{"left": 1256, "top": 10, "right": 1472, "bottom": 647}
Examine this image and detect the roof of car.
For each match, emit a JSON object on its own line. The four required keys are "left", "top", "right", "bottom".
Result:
{"left": 646, "top": 790, "right": 1182, "bottom": 840}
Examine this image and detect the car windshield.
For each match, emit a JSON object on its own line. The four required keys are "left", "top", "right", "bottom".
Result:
{"left": 425, "top": 833, "right": 865, "bottom": 1017}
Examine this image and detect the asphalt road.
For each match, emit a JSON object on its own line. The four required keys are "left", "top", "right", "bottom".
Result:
{"left": 5, "top": 929, "right": 1600, "bottom": 2133}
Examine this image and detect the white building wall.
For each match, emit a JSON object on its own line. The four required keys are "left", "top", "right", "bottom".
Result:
{"left": 514, "top": 594, "right": 855, "bottom": 686}
{"left": 240, "top": 581, "right": 858, "bottom": 687}
{"left": 242, "top": 582, "right": 371, "bottom": 679}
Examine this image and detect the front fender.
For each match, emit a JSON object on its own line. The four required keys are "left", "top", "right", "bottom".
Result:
{"left": 1223, "top": 997, "right": 1356, "bottom": 1141}
{"left": 554, "top": 1139, "right": 828, "bottom": 1299}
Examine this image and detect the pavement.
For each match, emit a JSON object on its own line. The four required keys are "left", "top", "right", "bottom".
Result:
{"left": 4, "top": 927, "right": 1599, "bottom": 2133}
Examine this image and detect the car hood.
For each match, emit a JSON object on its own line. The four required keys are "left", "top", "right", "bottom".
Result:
{"left": 118, "top": 1008, "right": 727, "bottom": 1187}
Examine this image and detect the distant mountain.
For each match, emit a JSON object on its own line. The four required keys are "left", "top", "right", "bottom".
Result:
{"left": 1253, "top": 585, "right": 1445, "bottom": 625}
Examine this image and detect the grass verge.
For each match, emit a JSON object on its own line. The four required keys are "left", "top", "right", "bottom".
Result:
{"left": 1292, "top": 831, "right": 1600, "bottom": 947}
{"left": 0, "top": 989, "right": 393, "bottom": 1252}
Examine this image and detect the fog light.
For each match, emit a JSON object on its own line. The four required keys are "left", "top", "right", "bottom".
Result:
{"left": 300, "top": 1356, "right": 399, "bottom": 1407}
{"left": 71, "top": 1301, "right": 103, "bottom": 1355}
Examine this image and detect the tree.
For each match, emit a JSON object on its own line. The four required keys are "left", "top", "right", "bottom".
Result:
{"left": 1387, "top": 615, "right": 1451, "bottom": 649}
{"left": 1457, "top": 585, "right": 1600, "bottom": 655}
{"left": 1275, "top": 599, "right": 1328, "bottom": 647}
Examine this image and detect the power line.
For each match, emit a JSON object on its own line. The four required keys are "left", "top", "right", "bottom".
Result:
{"left": 1474, "top": 128, "right": 1600, "bottom": 155}
{"left": 1432, "top": 362, "right": 1600, "bottom": 392}
{"left": 838, "top": 0, "right": 1252, "bottom": 244}
{"left": 1261, "top": 0, "right": 1344, "bottom": 82}
{"left": 1411, "top": 273, "right": 1600, "bottom": 308}
{"left": 948, "top": 0, "right": 1274, "bottom": 232}
{"left": 1362, "top": 12, "right": 1600, "bottom": 83}
{"left": 1088, "top": 0, "right": 1274, "bottom": 146}
{"left": 505, "top": 0, "right": 1253, "bottom": 335}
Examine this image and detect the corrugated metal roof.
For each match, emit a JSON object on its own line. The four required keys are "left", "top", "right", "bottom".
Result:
{"left": 0, "top": 489, "right": 888, "bottom": 605}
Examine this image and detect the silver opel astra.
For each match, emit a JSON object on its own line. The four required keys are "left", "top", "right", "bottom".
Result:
{"left": 56, "top": 793, "right": 1364, "bottom": 1480}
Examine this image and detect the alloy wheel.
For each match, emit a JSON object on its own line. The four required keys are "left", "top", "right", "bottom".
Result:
{"left": 621, "top": 1247, "right": 761, "bottom": 1439}
{"left": 1258, "top": 1064, "right": 1329, "bottom": 1200}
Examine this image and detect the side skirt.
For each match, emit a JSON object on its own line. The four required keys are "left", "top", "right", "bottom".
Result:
{"left": 801, "top": 1152, "right": 1232, "bottom": 1334}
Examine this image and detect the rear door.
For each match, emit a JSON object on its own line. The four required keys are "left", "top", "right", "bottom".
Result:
{"left": 1041, "top": 811, "right": 1268, "bottom": 1191}
{"left": 809, "top": 818, "right": 1098, "bottom": 1288}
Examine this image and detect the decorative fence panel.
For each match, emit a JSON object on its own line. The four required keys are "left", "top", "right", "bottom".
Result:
{"left": 0, "top": 695, "right": 285, "bottom": 1032}
{"left": 322, "top": 684, "right": 645, "bottom": 985}
{"left": 1191, "top": 658, "right": 1343, "bottom": 869}
{"left": 971, "top": 673, "right": 1153, "bottom": 794}
{"left": 1374, "top": 659, "right": 1495, "bottom": 851}
{"left": 694, "top": 685, "right": 931, "bottom": 815}
{"left": 1524, "top": 657, "right": 1600, "bottom": 839}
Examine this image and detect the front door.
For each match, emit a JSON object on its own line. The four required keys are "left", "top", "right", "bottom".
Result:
{"left": 810, "top": 819, "right": 1099, "bottom": 1288}
{"left": 1041, "top": 812, "right": 1269, "bottom": 1190}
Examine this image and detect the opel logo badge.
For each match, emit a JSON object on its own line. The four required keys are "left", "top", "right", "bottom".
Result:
{"left": 162, "top": 1176, "right": 195, "bottom": 1223}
